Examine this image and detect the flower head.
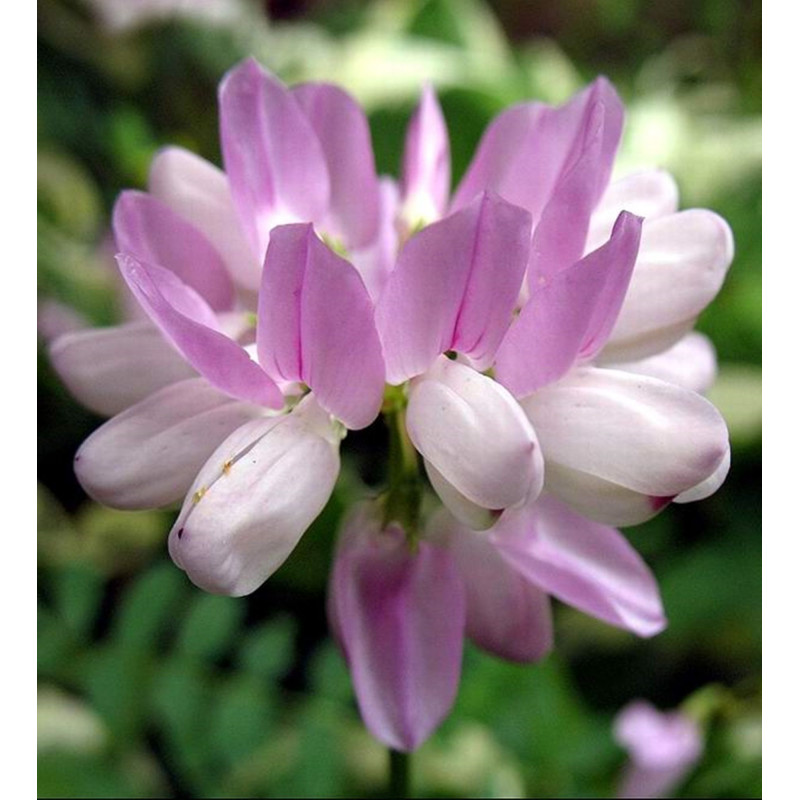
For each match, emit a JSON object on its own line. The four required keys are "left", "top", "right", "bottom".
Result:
{"left": 49, "top": 57, "right": 733, "bottom": 752}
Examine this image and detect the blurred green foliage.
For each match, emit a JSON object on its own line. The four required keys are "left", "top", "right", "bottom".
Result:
{"left": 38, "top": 0, "right": 760, "bottom": 796}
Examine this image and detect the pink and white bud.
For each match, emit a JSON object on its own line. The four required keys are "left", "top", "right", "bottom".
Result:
{"left": 406, "top": 356, "right": 544, "bottom": 524}
{"left": 168, "top": 394, "right": 341, "bottom": 596}
{"left": 328, "top": 504, "right": 466, "bottom": 752}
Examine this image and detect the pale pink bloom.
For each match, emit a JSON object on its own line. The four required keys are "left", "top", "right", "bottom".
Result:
{"left": 614, "top": 701, "right": 704, "bottom": 798}
{"left": 49, "top": 59, "right": 733, "bottom": 749}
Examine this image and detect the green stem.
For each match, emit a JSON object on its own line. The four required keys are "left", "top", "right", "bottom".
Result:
{"left": 383, "top": 403, "right": 422, "bottom": 546}
{"left": 388, "top": 749, "right": 411, "bottom": 798}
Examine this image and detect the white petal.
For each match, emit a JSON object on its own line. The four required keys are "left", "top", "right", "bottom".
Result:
{"left": 585, "top": 169, "right": 679, "bottom": 253}
{"left": 603, "top": 210, "right": 734, "bottom": 361}
{"left": 75, "top": 378, "right": 264, "bottom": 509}
{"left": 424, "top": 460, "right": 501, "bottom": 531}
{"left": 148, "top": 147, "right": 259, "bottom": 290}
{"left": 522, "top": 368, "right": 729, "bottom": 520}
{"left": 603, "top": 332, "right": 718, "bottom": 394}
{"left": 168, "top": 395, "right": 341, "bottom": 596}
{"left": 674, "top": 444, "right": 731, "bottom": 503}
{"left": 542, "top": 462, "right": 672, "bottom": 527}
{"left": 49, "top": 321, "right": 196, "bottom": 416}
{"left": 406, "top": 357, "right": 543, "bottom": 511}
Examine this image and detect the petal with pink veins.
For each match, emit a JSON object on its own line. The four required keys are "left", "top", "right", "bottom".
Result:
{"left": 400, "top": 85, "right": 450, "bottom": 226}
{"left": 433, "top": 509, "right": 553, "bottom": 662}
{"left": 495, "top": 212, "right": 642, "bottom": 398}
{"left": 117, "top": 253, "right": 284, "bottom": 408}
{"left": 113, "top": 190, "right": 234, "bottom": 311}
{"left": 377, "top": 192, "right": 531, "bottom": 383}
{"left": 292, "top": 82, "right": 380, "bottom": 248}
{"left": 348, "top": 178, "right": 400, "bottom": 302}
{"left": 329, "top": 505, "right": 466, "bottom": 752}
{"left": 219, "top": 58, "right": 330, "bottom": 260}
{"left": 148, "top": 147, "right": 260, "bottom": 290}
{"left": 452, "top": 77, "right": 622, "bottom": 236}
{"left": 257, "top": 224, "right": 385, "bottom": 429}
{"left": 492, "top": 495, "right": 666, "bottom": 636}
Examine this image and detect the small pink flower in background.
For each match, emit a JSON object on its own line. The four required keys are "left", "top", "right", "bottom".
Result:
{"left": 48, "top": 57, "right": 733, "bottom": 751}
{"left": 614, "top": 700, "right": 704, "bottom": 798}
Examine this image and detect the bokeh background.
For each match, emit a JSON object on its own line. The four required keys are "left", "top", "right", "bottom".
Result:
{"left": 37, "top": 1, "right": 762, "bottom": 797}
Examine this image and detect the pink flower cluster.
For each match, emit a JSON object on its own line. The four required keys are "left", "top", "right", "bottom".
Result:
{"left": 50, "top": 58, "right": 732, "bottom": 751}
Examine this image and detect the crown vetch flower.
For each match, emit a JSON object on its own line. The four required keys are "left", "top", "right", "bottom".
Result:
{"left": 48, "top": 57, "right": 734, "bottom": 753}
{"left": 613, "top": 701, "right": 704, "bottom": 799}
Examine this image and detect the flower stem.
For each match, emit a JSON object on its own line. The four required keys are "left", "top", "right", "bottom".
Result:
{"left": 383, "top": 402, "right": 422, "bottom": 547}
{"left": 388, "top": 748, "right": 411, "bottom": 798}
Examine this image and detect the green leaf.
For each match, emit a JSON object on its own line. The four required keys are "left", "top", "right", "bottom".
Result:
{"left": 111, "top": 562, "right": 187, "bottom": 656}
{"left": 236, "top": 616, "right": 296, "bottom": 681}
{"left": 210, "top": 674, "right": 277, "bottom": 772}
{"left": 176, "top": 592, "right": 245, "bottom": 662}
{"left": 53, "top": 562, "right": 104, "bottom": 642}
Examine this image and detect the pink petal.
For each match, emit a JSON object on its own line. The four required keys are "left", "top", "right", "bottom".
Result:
{"left": 495, "top": 212, "right": 642, "bottom": 398}
{"left": 603, "top": 210, "right": 734, "bottom": 362}
{"left": 406, "top": 357, "right": 543, "bottom": 511}
{"left": 48, "top": 321, "right": 196, "bottom": 417}
{"left": 521, "top": 367, "right": 730, "bottom": 523}
{"left": 169, "top": 395, "right": 341, "bottom": 596}
{"left": 376, "top": 192, "right": 531, "bottom": 383}
{"left": 452, "top": 77, "right": 622, "bottom": 234}
{"left": 329, "top": 505, "right": 466, "bottom": 751}
{"left": 492, "top": 495, "right": 666, "bottom": 636}
{"left": 400, "top": 85, "right": 450, "bottom": 225}
{"left": 113, "top": 190, "right": 234, "bottom": 311}
{"left": 348, "top": 177, "right": 401, "bottom": 302}
{"left": 75, "top": 378, "right": 263, "bottom": 509}
{"left": 604, "top": 332, "right": 718, "bottom": 395}
{"left": 527, "top": 93, "right": 624, "bottom": 285}
{"left": 433, "top": 510, "right": 553, "bottom": 662}
{"left": 148, "top": 146, "right": 260, "bottom": 291}
{"left": 292, "top": 82, "right": 380, "bottom": 248}
{"left": 117, "top": 253, "right": 283, "bottom": 408}
{"left": 256, "top": 224, "right": 385, "bottom": 429}
{"left": 219, "top": 58, "right": 330, "bottom": 260}
{"left": 585, "top": 169, "right": 679, "bottom": 253}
